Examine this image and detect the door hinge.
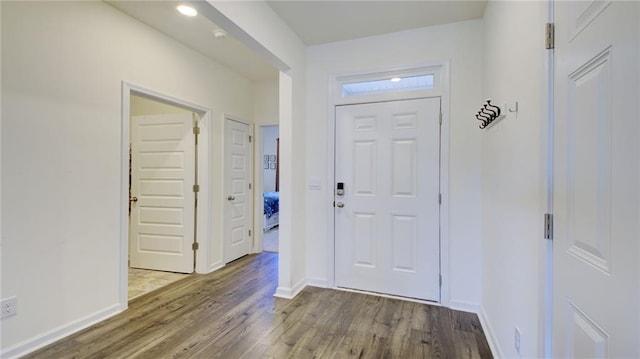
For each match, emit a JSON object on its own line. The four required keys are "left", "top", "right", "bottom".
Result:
{"left": 193, "top": 126, "right": 200, "bottom": 135}
{"left": 248, "top": 229, "right": 252, "bottom": 236}
{"left": 249, "top": 135, "right": 252, "bottom": 143}
{"left": 544, "top": 213, "right": 553, "bottom": 240}
{"left": 249, "top": 183, "right": 252, "bottom": 190}
{"left": 438, "top": 193, "right": 442, "bottom": 205}
{"left": 439, "top": 111, "right": 442, "bottom": 125}
{"left": 439, "top": 274, "right": 442, "bottom": 287}
{"left": 192, "top": 242, "right": 199, "bottom": 251}
{"left": 193, "top": 184, "right": 200, "bottom": 193}
{"left": 545, "top": 23, "right": 555, "bottom": 49}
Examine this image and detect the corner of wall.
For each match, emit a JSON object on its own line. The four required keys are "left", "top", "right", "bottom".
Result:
{"left": 274, "top": 278, "right": 306, "bottom": 300}
{"left": 478, "top": 304, "right": 505, "bottom": 359}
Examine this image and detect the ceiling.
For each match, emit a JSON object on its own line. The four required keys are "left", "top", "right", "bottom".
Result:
{"left": 106, "top": 1, "right": 279, "bottom": 81}
{"left": 267, "top": 1, "right": 487, "bottom": 45}
{"left": 107, "top": 1, "right": 487, "bottom": 81}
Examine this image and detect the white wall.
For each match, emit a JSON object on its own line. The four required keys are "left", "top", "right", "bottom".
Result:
{"left": 262, "top": 126, "right": 279, "bottom": 193}
{"left": 253, "top": 80, "right": 279, "bottom": 126}
{"left": 481, "top": 1, "right": 547, "bottom": 357}
{"left": 1, "top": 1, "right": 254, "bottom": 355}
{"left": 0, "top": 1, "right": 3, "bottom": 351}
{"left": 206, "top": 1, "right": 308, "bottom": 297}
{"left": 305, "top": 20, "right": 484, "bottom": 308}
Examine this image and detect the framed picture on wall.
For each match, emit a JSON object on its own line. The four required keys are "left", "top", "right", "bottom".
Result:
{"left": 269, "top": 155, "right": 276, "bottom": 162}
{"left": 264, "top": 155, "right": 270, "bottom": 162}
{"left": 264, "top": 162, "right": 269, "bottom": 169}
{"left": 270, "top": 163, "right": 276, "bottom": 170}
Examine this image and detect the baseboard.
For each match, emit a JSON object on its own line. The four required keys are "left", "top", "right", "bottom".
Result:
{"left": 207, "top": 260, "right": 224, "bottom": 274}
{"left": 1, "top": 303, "right": 122, "bottom": 359}
{"left": 478, "top": 305, "right": 504, "bottom": 359}
{"left": 449, "top": 299, "right": 480, "bottom": 314}
{"left": 306, "top": 278, "right": 330, "bottom": 288}
{"left": 274, "top": 278, "right": 306, "bottom": 299}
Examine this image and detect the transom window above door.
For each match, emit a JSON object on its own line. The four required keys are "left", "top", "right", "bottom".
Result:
{"left": 333, "top": 65, "right": 443, "bottom": 105}
{"left": 341, "top": 74, "right": 434, "bottom": 97}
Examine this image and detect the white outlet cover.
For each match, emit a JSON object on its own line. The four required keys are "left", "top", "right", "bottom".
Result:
{"left": 1, "top": 296, "right": 17, "bottom": 318}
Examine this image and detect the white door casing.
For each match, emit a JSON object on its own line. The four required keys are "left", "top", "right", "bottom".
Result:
{"left": 224, "top": 117, "right": 254, "bottom": 263}
{"left": 130, "top": 113, "right": 196, "bottom": 274}
{"left": 334, "top": 97, "right": 441, "bottom": 301}
{"left": 553, "top": 1, "right": 639, "bottom": 357}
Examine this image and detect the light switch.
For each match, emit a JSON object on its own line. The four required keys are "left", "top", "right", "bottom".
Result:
{"left": 308, "top": 179, "right": 321, "bottom": 190}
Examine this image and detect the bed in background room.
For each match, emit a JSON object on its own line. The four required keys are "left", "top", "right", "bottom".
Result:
{"left": 263, "top": 191, "right": 279, "bottom": 231}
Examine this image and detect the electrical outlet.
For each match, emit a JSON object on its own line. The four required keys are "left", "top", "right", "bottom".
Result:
{"left": 514, "top": 326, "right": 521, "bottom": 356}
{"left": 1, "top": 297, "right": 17, "bottom": 318}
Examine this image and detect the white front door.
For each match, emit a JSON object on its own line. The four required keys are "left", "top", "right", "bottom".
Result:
{"left": 130, "top": 113, "right": 195, "bottom": 274}
{"left": 224, "top": 117, "right": 253, "bottom": 263}
{"left": 334, "top": 98, "right": 441, "bottom": 301}
{"left": 553, "top": 2, "right": 639, "bottom": 357}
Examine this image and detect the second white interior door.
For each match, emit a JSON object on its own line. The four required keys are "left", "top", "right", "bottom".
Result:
{"left": 224, "top": 117, "right": 253, "bottom": 263}
{"left": 334, "top": 97, "right": 441, "bottom": 301}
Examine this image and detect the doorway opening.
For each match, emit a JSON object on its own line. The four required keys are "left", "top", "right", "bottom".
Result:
{"left": 121, "top": 83, "right": 212, "bottom": 306}
{"left": 127, "top": 94, "right": 196, "bottom": 300}
{"left": 261, "top": 125, "right": 280, "bottom": 253}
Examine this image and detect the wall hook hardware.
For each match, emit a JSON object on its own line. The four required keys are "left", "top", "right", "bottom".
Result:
{"left": 476, "top": 99, "right": 504, "bottom": 129}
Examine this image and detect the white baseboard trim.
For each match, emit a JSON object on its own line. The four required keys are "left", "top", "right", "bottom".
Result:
{"left": 274, "top": 278, "right": 306, "bottom": 299}
{"left": 449, "top": 299, "right": 480, "bottom": 314}
{"left": 206, "top": 260, "right": 224, "bottom": 274}
{"left": 306, "top": 278, "right": 330, "bottom": 288}
{"left": 1, "top": 303, "right": 123, "bottom": 359}
{"left": 478, "top": 305, "right": 504, "bottom": 359}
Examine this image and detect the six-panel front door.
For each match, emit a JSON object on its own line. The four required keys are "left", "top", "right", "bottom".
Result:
{"left": 553, "top": 2, "right": 639, "bottom": 357}
{"left": 224, "top": 118, "right": 253, "bottom": 263}
{"left": 130, "top": 113, "right": 195, "bottom": 274}
{"left": 335, "top": 97, "right": 441, "bottom": 301}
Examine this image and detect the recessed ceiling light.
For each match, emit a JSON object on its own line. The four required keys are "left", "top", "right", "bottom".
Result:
{"left": 177, "top": 5, "right": 197, "bottom": 17}
{"left": 390, "top": 77, "right": 402, "bottom": 82}
{"left": 212, "top": 29, "right": 227, "bottom": 39}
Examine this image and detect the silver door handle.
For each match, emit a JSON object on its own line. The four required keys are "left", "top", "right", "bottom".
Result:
{"left": 227, "top": 195, "right": 236, "bottom": 201}
{"left": 336, "top": 202, "right": 344, "bottom": 208}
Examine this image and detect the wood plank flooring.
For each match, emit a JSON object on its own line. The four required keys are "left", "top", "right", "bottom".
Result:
{"left": 24, "top": 253, "right": 492, "bottom": 359}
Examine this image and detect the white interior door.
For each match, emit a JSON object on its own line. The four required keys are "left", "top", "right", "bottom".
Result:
{"left": 130, "top": 113, "right": 195, "bottom": 274}
{"left": 224, "top": 117, "right": 253, "bottom": 263}
{"left": 335, "top": 97, "right": 441, "bottom": 301}
{"left": 553, "top": 2, "right": 639, "bottom": 357}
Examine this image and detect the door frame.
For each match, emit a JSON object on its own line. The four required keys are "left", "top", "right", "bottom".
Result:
{"left": 253, "top": 123, "right": 280, "bottom": 253}
{"left": 326, "top": 62, "right": 451, "bottom": 306}
{"left": 222, "top": 114, "right": 255, "bottom": 263}
{"left": 544, "top": 0, "right": 554, "bottom": 356}
{"left": 119, "top": 82, "right": 212, "bottom": 308}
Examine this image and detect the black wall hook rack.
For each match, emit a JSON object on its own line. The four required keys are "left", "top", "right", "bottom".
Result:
{"left": 476, "top": 99, "right": 503, "bottom": 129}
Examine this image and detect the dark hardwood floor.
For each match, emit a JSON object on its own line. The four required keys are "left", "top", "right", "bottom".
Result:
{"left": 24, "top": 253, "right": 492, "bottom": 358}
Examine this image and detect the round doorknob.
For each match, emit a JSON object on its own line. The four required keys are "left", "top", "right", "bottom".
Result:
{"left": 130, "top": 196, "right": 138, "bottom": 203}
{"left": 336, "top": 202, "right": 344, "bottom": 208}
{"left": 227, "top": 195, "right": 236, "bottom": 201}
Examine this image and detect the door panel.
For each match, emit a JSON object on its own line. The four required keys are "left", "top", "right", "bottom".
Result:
{"left": 335, "top": 98, "right": 441, "bottom": 301}
{"left": 554, "top": 2, "right": 639, "bottom": 357}
{"left": 224, "top": 118, "right": 253, "bottom": 263}
{"left": 130, "top": 114, "right": 195, "bottom": 274}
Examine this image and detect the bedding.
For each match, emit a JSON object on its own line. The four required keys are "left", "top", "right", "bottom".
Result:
{"left": 263, "top": 192, "right": 279, "bottom": 219}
